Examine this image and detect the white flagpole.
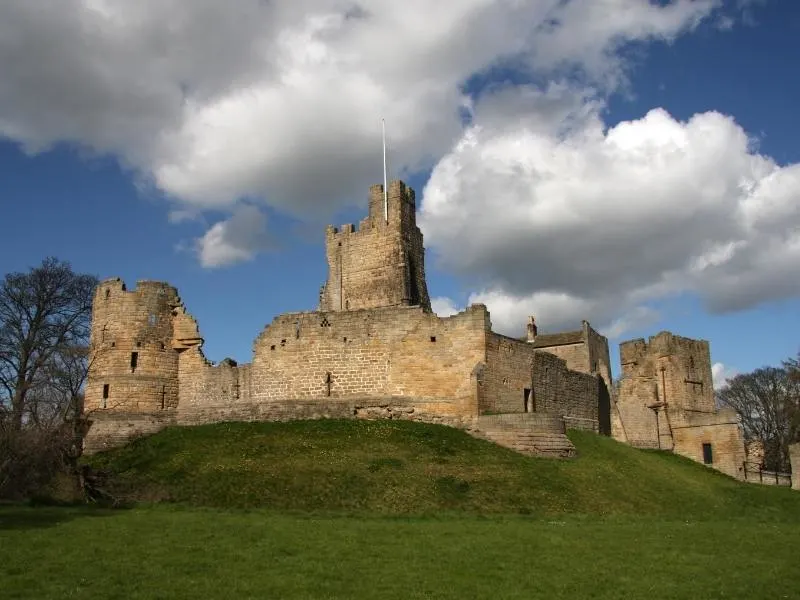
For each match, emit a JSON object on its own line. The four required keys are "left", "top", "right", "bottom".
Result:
{"left": 382, "top": 118, "right": 388, "bottom": 224}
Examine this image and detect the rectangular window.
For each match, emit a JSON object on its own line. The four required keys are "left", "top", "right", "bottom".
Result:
{"left": 130, "top": 352, "right": 138, "bottom": 372}
{"left": 102, "top": 384, "right": 109, "bottom": 409}
{"left": 702, "top": 443, "right": 713, "bottom": 465}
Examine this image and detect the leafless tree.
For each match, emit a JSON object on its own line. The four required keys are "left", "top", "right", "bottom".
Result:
{"left": 0, "top": 258, "right": 96, "bottom": 500}
{"left": 0, "top": 257, "right": 96, "bottom": 430}
{"left": 716, "top": 365, "right": 800, "bottom": 472}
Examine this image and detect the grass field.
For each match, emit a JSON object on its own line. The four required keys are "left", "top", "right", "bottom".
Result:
{"left": 2, "top": 420, "right": 799, "bottom": 599}
{"left": 1, "top": 506, "right": 798, "bottom": 599}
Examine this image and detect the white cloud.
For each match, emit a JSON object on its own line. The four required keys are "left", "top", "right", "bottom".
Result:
{"left": 195, "top": 205, "right": 272, "bottom": 268}
{"left": 712, "top": 362, "right": 738, "bottom": 389}
{"left": 419, "top": 94, "right": 800, "bottom": 336}
{"left": 431, "top": 296, "right": 461, "bottom": 318}
{"left": 0, "top": 0, "right": 725, "bottom": 219}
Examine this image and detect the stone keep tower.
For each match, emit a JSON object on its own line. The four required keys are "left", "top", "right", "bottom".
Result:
{"left": 319, "top": 180, "right": 431, "bottom": 312}
{"left": 85, "top": 279, "right": 182, "bottom": 414}
{"left": 616, "top": 331, "right": 715, "bottom": 448}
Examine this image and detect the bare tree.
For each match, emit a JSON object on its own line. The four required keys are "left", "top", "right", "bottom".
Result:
{"left": 717, "top": 366, "right": 800, "bottom": 472}
{"left": 0, "top": 257, "right": 96, "bottom": 431}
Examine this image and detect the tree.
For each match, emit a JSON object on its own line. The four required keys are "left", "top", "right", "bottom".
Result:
{"left": 0, "top": 257, "right": 97, "bottom": 431}
{"left": 716, "top": 365, "right": 800, "bottom": 472}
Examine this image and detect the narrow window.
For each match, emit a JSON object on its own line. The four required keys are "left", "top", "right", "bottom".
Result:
{"left": 130, "top": 352, "right": 138, "bottom": 372}
{"left": 136, "top": 341, "right": 142, "bottom": 348}
{"left": 104, "top": 289, "right": 110, "bottom": 300}
{"left": 702, "top": 443, "right": 713, "bottom": 465}
{"left": 161, "top": 385, "right": 166, "bottom": 410}
{"left": 111, "top": 341, "right": 115, "bottom": 348}
{"left": 343, "top": 337, "right": 347, "bottom": 342}
{"left": 523, "top": 388, "right": 532, "bottom": 413}
{"left": 270, "top": 344, "right": 276, "bottom": 351}
{"left": 102, "top": 384, "right": 109, "bottom": 409}
{"left": 430, "top": 336, "right": 436, "bottom": 343}
{"left": 688, "top": 356, "right": 695, "bottom": 369}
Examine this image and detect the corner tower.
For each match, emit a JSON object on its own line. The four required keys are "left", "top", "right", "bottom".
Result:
{"left": 319, "top": 179, "right": 431, "bottom": 312}
{"left": 84, "top": 279, "right": 181, "bottom": 414}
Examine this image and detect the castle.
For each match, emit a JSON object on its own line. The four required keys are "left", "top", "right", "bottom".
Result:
{"left": 83, "top": 180, "right": 746, "bottom": 479}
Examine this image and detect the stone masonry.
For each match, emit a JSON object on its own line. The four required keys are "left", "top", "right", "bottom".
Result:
{"left": 83, "top": 180, "right": 611, "bottom": 458}
{"left": 614, "top": 332, "right": 746, "bottom": 479}
{"left": 84, "top": 178, "right": 747, "bottom": 481}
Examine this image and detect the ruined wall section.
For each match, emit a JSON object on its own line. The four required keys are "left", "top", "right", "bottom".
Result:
{"left": 530, "top": 352, "right": 599, "bottom": 431}
{"left": 319, "top": 180, "right": 430, "bottom": 313}
{"left": 616, "top": 331, "right": 745, "bottom": 478}
{"left": 85, "top": 279, "right": 180, "bottom": 414}
{"left": 482, "top": 333, "right": 600, "bottom": 430}
{"left": 671, "top": 409, "right": 746, "bottom": 479}
{"left": 532, "top": 332, "right": 587, "bottom": 373}
{"left": 240, "top": 304, "right": 488, "bottom": 417}
{"left": 584, "top": 322, "right": 613, "bottom": 392}
{"left": 482, "top": 334, "right": 537, "bottom": 414}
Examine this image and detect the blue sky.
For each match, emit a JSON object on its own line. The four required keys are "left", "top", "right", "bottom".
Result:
{"left": 1, "top": 1, "right": 798, "bottom": 384}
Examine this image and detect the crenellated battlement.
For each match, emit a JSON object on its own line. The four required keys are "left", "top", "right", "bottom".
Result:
{"left": 319, "top": 180, "right": 430, "bottom": 313}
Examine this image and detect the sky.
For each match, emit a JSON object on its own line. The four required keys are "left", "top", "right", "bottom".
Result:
{"left": 1, "top": 0, "right": 798, "bottom": 387}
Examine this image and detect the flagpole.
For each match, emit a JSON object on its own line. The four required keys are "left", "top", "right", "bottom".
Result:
{"left": 382, "top": 118, "right": 388, "bottom": 224}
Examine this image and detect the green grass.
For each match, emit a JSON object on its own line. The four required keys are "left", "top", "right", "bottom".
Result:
{"left": 1, "top": 505, "right": 798, "bottom": 599}
{"left": 84, "top": 419, "right": 800, "bottom": 519}
{"left": 3, "top": 420, "right": 800, "bottom": 599}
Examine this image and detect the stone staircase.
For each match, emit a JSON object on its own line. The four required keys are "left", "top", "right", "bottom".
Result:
{"left": 471, "top": 413, "right": 576, "bottom": 458}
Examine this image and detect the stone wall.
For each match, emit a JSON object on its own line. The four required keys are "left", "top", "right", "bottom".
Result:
{"left": 482, "top": 333, "right": 537, "bottom": 414}
{"left": 480, "top": 333, "right": 601, "bottom": 430}
{"left": 670, "top": 409, "right": 746, "bottom": 479}
{"left": 239, "top": 304, "right": 488, "bottom": 417}
{"left": 531, "top": 351, "right": 600, "bottom": 431}
{"left": 319, "top": 180, "right": 430, "bottom": 313}
{"left": 85, "top": 279, "right": 180, "bottom": 414}
{"left": 615, "top": 331, "right": 746, "bottom": 479}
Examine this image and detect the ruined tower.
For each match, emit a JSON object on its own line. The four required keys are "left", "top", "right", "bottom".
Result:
{"left": 84, "top": 279, "right": 181, "bottom": 414}
{"left": 614, "top": 331, "right": 745, "bottom": 479}
{"left": 319, "top": 180, "right": 431, "bottom": 312}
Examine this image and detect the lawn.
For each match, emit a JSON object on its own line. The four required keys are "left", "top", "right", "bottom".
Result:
{"left": 3, "top": 420, "right": 799, "bottom": 599}
{"left": 1, "top": 505, "right": 798, "bottom": 599}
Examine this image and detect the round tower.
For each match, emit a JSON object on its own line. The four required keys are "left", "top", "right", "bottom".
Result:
{"left": 85, "top": 279, "right": 181, "bottom": 414}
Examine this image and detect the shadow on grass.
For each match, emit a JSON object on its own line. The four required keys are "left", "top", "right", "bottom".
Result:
{"left": 0, "top": 502, "right": 128, "bottom": 531}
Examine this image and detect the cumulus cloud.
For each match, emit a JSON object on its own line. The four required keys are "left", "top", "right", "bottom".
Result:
{"left": 419, "top": 91, "right": 800, "bottom": 336}
{"left": 195, "top": 205, "right": 272, "bottom": 268}
{"left": 712, "top": 362, "right": 738, "bottom": 389}
{"left": 0, "top": 0, "right": 725, "bottom": 218}
{"left": 431, "top": 296, "right": 461, "bottom": 318}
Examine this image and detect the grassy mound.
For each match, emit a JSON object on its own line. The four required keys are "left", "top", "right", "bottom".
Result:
{"left": 86, "top": 419, "right": 800, "bottom": 518}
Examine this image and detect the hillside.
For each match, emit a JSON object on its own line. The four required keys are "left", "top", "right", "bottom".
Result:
{"left": 86, "top": 419, "right": 800, "bottom": 518}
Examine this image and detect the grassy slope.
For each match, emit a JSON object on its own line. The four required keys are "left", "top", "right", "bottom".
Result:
{"left": 86, "top": 419, "right": 800, "bottom": 519}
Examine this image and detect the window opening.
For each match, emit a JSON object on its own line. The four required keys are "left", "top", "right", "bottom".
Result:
{"left": 430, "top": 336, "right": 436, "bottom": 343}
{"left": 102, "top": 384, "right": 109, "bottom": 409}
{"left": 523, "top": 388, "right": 533, "bottom": 413}
{"left": 702, "top": 443, "right": 713, "bottom": 465}
{"left": 130, "top": 352, "right": 138, "bottom": 372}
{"left": 161, "top": 385, "right": 166, "bottom": 410}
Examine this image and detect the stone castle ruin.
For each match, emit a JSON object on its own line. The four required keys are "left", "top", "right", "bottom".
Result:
{"left": 83, "top": 179, "right": 747, "bottom": 479}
